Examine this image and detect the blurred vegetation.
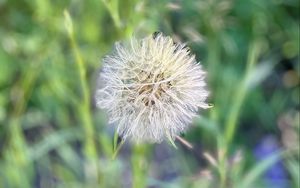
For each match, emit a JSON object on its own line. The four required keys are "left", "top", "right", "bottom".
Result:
{"left": 0, "top": 0, "right": 299, "bottom": 187}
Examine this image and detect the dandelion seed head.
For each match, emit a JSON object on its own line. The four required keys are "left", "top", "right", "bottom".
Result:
{"left": 96, "top": 33, "right": 209, "bottom": 143}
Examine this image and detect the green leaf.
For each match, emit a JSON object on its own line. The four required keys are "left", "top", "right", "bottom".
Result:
{"left": 113, "top": 130, "right": 119, "bottom": 152}
{"left": 166, "top": 131, "right": 177, "bottom": 149}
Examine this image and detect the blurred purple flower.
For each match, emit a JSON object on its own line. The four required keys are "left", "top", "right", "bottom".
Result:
{"left": 254, "top": 135, "right": 290, "bottom": 188}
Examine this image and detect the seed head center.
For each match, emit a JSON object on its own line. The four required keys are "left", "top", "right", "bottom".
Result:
{"left": 138, "top": 71, "right": 171, "bottom": 106}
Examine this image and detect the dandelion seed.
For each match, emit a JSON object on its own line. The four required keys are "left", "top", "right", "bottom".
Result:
{"left": 95, "top": 33, "right": 210, "bottom": 143}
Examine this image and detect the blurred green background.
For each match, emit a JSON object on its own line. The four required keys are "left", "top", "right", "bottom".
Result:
{"left": 0, "top": 0, "right": 299, "bottom": 187}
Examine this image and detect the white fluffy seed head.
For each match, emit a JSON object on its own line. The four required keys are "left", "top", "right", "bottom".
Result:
{"left": 96, "top": 33, "right": 209, "bottom": 143}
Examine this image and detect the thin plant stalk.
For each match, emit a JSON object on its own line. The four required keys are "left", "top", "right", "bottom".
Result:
{"left": 64, "top": 10, "right": 99, "bottom": 182}
{"left": 206, "top": 33, "right": 228, "bottom": 188}
{"left": 217, "top": 40, "right": 261, "bottom": 188}
{"left": 224, "top": 40, "right": 261, "bottom": 147}
{"left": 132, "top": 144, "right": 148, "bottom": 188}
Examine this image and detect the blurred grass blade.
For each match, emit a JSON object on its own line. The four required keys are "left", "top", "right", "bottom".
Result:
{"left": 63, "top": 9, "right": 98, "bottom": 162}
{"left": 239, "top": 151, "right": 281, "bottom": 188}
{"left": 101, "top": 0, "right": 121, "bottom": 28}
{"left": 286, "top": 160, "right": 300, "bottom": 188}
{"left": 64, "top": 10, "right": 73, "bottom": 35}
{"left": 245, "top": 59, "right": 274, "bottom": 90}
{"left": 29, "top": 128, "right": 81, "bottom": 161}
{"left": 224, "top": 40, "right": 261, "bottom": 147}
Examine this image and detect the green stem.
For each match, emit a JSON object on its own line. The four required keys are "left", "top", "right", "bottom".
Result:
{"left": 207, "top": 34, "right": 228, "bottom": 187}
{"left": 217, "top": 137, "right": 227, "bottom": 188}
{"left": 132, "top": 144, "right": 148, "bottom": 188}
{"left": 70, "top": 34, "right": 96, "bottom": 158}
{"left": 224, "top": 40, "right": 261, "bottom": 147}
{"left": 64, "top": 10, "right": 98, "bottom": 181}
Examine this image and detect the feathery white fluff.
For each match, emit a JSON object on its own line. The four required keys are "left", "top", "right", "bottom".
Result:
{"left": 96, "top": 33, "right": 209, "bottom": 143}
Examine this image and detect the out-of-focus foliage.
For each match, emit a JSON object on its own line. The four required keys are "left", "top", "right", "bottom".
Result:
{"left": 0, "top": 0, "right": 299, "bottom": 187}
